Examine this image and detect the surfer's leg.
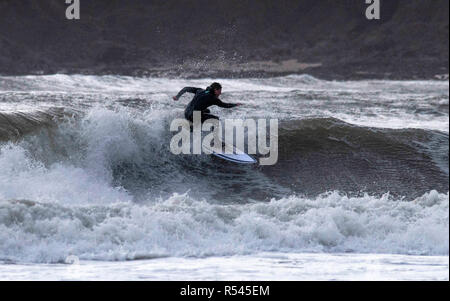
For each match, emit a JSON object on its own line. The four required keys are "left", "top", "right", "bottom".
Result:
{"left": 184, "top": 113, "right": 193, "bottom": 132}
{"left": 201, "top": 113, "right": 224, "bottom": 149}
{"left": 201, "top": 113, "right": 218, "bottom": 123}
{"left": 185, "top": 111, "right": 193, "bottom": 122}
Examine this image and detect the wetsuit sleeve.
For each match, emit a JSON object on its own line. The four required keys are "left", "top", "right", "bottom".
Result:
{"left": 175, "top": 87, "right": 202, "bottom": 99}
{"left": 214, "top": 98, "right": 238, "bottom": 108}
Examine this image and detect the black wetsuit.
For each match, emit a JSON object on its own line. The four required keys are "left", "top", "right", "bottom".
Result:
{"left": 175, "top": 87, "right": 237, "bottom": 122}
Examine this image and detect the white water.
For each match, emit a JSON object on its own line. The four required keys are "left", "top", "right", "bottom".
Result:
{"left": 0, "top": 191, "right": 448, "bottom": 263}
{"left": 1, "top": 74, "right": 448, "bottom": 132}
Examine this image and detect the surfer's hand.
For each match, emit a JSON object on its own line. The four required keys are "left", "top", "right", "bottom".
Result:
{"left": 172, "top": 96, "right": 178, "bottom": 101}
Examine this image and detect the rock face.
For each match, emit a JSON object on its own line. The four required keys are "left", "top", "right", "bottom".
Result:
{"left": 0, "top": 0, "right": 448, "bottom": 79}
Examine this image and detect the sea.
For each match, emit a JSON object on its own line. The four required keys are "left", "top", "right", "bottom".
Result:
{"left": 0, "top": 74, "right": 448, "bottom": 280}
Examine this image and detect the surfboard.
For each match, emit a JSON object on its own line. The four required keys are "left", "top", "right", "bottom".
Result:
{"left": 187, "top": 119, "right": 257, "bottom": 164}
{"left": 202, "top": 140, "right": 257, "bottom": 164}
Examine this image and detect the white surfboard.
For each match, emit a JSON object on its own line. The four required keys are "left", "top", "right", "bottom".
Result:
{"left": 202, "top": 140, "right": 257, "bottom": 164}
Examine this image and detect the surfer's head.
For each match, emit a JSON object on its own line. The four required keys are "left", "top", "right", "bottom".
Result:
{"left": 208, "top": 82, "right": 222, "bottom": 97}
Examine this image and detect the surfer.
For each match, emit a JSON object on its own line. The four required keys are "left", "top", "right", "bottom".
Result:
{"left": 173, "top": 82, "right": 241, "bottom": 123}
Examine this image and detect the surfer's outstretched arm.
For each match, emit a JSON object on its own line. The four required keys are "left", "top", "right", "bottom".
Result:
{"left": 214, "top": 98, "right": 241, "bottom": 108}
{"left": 173, "top": 87, "right": 202, "bottom": 101}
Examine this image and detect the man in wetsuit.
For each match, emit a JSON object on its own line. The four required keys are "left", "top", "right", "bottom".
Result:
{"left": 172, "top": 82, "right": 241, "bottom": 123}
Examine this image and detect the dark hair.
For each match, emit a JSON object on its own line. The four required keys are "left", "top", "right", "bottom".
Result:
{"left": 208, "top": 82, "right": 222, "bottom": 91}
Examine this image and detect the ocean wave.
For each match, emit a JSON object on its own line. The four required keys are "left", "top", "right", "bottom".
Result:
{"left": 0, "top": 108, "right": 447, "bottom": 201}
{"left": 0, "top": 190, "right": 447, "bottom": 263}
{"left": 0, "top": 107, "right": 70, "bottom": 141}
{"left": 262, "top": 117, "right": 448, "bottom": 198}
{"left": 0, "top": 76, "right": 448, "bottom": 264}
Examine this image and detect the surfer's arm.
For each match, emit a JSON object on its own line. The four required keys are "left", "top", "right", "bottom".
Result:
{"left": 215, "top": 99, "right": 241, "bottom": 108}
{"left": 173, "top": 87, "right": 202, "bottom": 101}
